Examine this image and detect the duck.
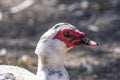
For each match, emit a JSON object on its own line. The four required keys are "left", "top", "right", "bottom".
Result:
{"left": 0, "top": 23, "right": 98, "bottom": 80}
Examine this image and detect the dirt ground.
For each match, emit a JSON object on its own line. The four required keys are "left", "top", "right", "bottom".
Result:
{"left": 0, "top": 0, "right": 120, "bottom": 80}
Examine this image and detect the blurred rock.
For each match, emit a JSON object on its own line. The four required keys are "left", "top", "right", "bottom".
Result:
{"left": 58, "top": 4, "right": 68, "bottom": 11}
{"left": 18, "top": 55, "right": 33, "bottom": 64}
{"left": 80, "top": 0, "right": 89, "bottom": 9}
{"left": 88, "top": 25, "right": 99, "bottom": 32}
{"left": 0, "top": 11, "right": 3, "bottom": 21}
{"left": 9, "top": 0, "right": 34, "bottom": 13}
{"left": 0, "top": 48, "right": 7, "bottom": 56}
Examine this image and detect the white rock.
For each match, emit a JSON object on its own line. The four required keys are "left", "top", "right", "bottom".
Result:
{"left": 0, "top": 48, "right": 7, "bottom": 56}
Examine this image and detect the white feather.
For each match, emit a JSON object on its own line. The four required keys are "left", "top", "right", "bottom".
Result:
{"left": 0, "top": 23, "right": 77, "bottom": 80}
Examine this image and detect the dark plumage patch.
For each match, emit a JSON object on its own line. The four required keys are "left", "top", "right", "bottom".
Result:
{"left": 54, "top": 24, "right": 61, "bottom": 29}
{"left": 56, "top": 71, "right": 63, "bottom": 78}
{"left": 53, "top": 23, "right": 70, "bottom": 29}
{"left": 46, "top": 67, "right": 63, "bottom": 78}
{"left": 0, "top": 73, "right": 15, "bottom": 80}
{"left": 41, "top": 36, "right": 48, "bottom": 42}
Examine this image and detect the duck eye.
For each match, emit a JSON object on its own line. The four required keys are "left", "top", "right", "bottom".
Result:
{"left": 63, "top": 31, "right": 71, "bottom": 37}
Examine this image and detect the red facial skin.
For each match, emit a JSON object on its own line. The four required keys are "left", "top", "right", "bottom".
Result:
{"left": 54, "top": 27, "right": 85, "bottom": 48}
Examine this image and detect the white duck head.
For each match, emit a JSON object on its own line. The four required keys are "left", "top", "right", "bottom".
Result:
{"left": 35, "top": 23, "right": 97, "bottom": 55}
{"left": 35, "top": 23, "right": 98, "bottom": 68}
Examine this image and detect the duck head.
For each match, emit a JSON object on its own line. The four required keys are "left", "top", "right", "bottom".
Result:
{"left": 35, "top": 23, "right": 98, "bottom": 55}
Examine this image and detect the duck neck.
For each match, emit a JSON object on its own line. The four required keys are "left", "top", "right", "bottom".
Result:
{"left": 36, "top": 51, "right": 67, "bottom": 77}
{"left": 36, "top": 54, "right": 70, "bottom": 80}
{"left": 35, "top": 40, "right": 72, "bottom": 80}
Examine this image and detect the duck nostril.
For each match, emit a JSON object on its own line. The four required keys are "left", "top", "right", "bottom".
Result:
{"left": 80, "top": 35, "right": 84, "bottom": 38}
{"left": 79, "top": 34, "right": 85, "bottom": 38}
{"left": 80, "top": 37, "right": 90, "bottom": 44}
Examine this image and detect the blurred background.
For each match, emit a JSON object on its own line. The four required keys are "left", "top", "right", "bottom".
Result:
{"left": 0, "top": 0, "right": 120, "bottom": 80}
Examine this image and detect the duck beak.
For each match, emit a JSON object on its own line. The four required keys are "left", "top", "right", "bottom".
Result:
{"left": 75, "top": 37, "right": 98, "bottom": 47}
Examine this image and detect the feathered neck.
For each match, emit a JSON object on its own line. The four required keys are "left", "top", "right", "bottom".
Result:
{"left": 36, "top": 40, "right": 69, "bottom": 80}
